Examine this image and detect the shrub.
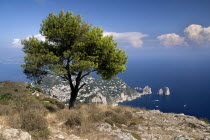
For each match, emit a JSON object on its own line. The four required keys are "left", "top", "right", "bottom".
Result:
{"left": 105, "top": 110, "right": 128, "bottom": 125}
{"left": 20, "top": 111, "right": 49, "bottom": 139}
{"left": 40, "top": 98, "right": 65, "bottom": 109}
{"left": 65, "top": 114, "right": 82, "bottom": 127}
{"left": 14, "top": 89, "right": 18, "bottom": 92}
{"left": 0, "top": 93, "right": 13, "bottom": 101}
{"left": 44, "top": 104, "right": 57, "bottom": 112}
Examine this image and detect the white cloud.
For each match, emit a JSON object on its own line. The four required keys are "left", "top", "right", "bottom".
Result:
{"left": 157, "top": 33, "right": 186, "bottom": 47}
{"left": 157, "top": 24, "right": 210, "bottom": 47}
{"left": 12, "top": 34, "right": 45, "bottom": 48}
{"left": 26, "top": 34, "right": 45, "bottom": 42}
{"left": 104, "top": 32, "right": 148, "bottom": 48}
{"left": 184, "top": 24, "right": 210, "bottom": 44}
{"left": 12, "top": 38, "right": 22, "bottom": 48}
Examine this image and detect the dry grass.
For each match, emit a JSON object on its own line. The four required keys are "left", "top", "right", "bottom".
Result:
{"left": 0, "top": 81, "right": 65, "bottom": 139}
{"left": 53, "top": 104, "right": 142, "bottom": 138}
{"left": 0, "top": 81, "right": 145, "bottom": 140}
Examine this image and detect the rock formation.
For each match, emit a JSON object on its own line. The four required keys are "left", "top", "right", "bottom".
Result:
{"left": 157, "top": 87, "right": 170, "bottom": 95}
{"left": 0, "top": 125, "right": 31, "bottom": 140}
{"left": 158, "top": 88, "right": 164, "bottom": 95}
{"left": 143, "top": 86, "right": 152, "bottom": 94}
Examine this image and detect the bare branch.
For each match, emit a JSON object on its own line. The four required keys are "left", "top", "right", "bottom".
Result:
{"left": 80, "top": 70, "right": 96, "bottom": 80}
{"left": 78, "top": 83, "right": 86, "bottom": 91}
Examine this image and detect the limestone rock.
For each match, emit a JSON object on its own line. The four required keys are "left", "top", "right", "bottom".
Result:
{"left": 91, "top": 93, "right": 107, "bottom": 105}
{"left": 172, "top": 135, "right": 190, "bottom": 140}
{"left": 164, "top": 87, "right": 170, "bottom": 95}
{"left": 0, "top": 125, "right": 31, "bottom": 140}
{"left": 143, "top": 86, "right": 152, "bottom": 94}
{"left": 157, "top": 87, "right": 170, "bottom": 95}
{"left": 157, "top": 88, "right": 164, "bottom": 95}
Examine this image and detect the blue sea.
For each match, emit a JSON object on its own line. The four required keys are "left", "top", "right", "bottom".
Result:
{"left": 0, "top": 54, "right": 210, "bottom": 119}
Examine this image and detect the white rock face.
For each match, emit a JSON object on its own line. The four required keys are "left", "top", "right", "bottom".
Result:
{"left": 0, "top": 125, "right": 31, "bottom": 140}
{"left": 157, "top": 87, "right": 170, "bottom": 95}
{"left": 91, "top": 93, "right": 107, "bottom": 105}
{"left": 157, "top": 88, "right": 164, "bottom": 95}
{"left": 143, "top": 86, "right": 152, "bottom": 94}
{"left": 164, "top": 87, "right": 170, "bottom": 95}
{"left": 97, "top": 123, "right": 136, "bottom": 140}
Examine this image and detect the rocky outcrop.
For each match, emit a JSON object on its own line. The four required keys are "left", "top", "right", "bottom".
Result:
{"left": 133, "top": 110, "right": 210, "bottom": 140}
{"left": 143, "top": 86, "right": 152, "bottom": 94}
{"left": 157, "top": 86, "right": 170, "bottom": 95}
{"left": 91, "top": 93, "right": 107, "bottom": 105}
{"left": 158, "top": 88, "right": 164, "bottom": 95}
{"left": 0, "top": 125, "right": 31, "bottom": 140}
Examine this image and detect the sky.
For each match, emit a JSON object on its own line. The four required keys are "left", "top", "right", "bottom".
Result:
{"left": 1, "top": 0, "right": 210, "bottom": 61}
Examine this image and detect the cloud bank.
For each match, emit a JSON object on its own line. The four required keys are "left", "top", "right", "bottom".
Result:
{"left": 104, "top": 32, "right": 148, "bottom": 48}
{"left": 158, "top": 24, "right": 210, "bottom": 47}
{"left": 12, "top": 39, "right": 22, "bottom": 48}
{"left": 157, "top": 33, "right": 185, "bottom": 47}
{"left": 184, "top": 24, "right": 210, "bottom": 44}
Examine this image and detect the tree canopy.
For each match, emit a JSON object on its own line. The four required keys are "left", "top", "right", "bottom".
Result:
{"left": 21, "top": 10, "right": 128, "bottom": 108}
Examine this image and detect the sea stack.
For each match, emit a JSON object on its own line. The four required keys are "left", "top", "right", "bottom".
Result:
{"left": 157, "top": 88, "right": 164, "bottom": 95}
{"left": 164, "top": 87, "right": 170, "bottom": 95}
{"left": 143, "top": 86, "right": 152, "bottom": 94}
{"left": 157, "top": 87, "right": 170, "bottom": 95}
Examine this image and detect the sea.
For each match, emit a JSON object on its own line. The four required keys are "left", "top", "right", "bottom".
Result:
{"left": 0, "top": 53, "right": 210, "bottom": 119}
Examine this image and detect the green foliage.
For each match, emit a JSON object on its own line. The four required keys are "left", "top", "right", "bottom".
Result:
{"left": 38, "top": 97, "right": 65, "bottom": 109}
{"left": 21, "top": 10, "right": 127, "bottom": 83}
{"left": 0, "top": 93, "right": 13, "bottom": 101}
{"left": 26, "top": 84, "right": 43, "bottom": 93}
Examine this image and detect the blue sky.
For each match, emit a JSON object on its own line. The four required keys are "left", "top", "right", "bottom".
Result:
{"left": 1, "top": 0, "right": 210, "bottom": 60}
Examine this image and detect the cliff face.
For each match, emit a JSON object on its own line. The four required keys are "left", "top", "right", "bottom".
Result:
{"left": 35, "top": 75, "right": 152, "bottom": 105}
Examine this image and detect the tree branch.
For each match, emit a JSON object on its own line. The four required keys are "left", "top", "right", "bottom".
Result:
{"left": 66, "top": 58, "right": 75, "bottom": 90}
{"left": 78, "top": 83, "right": 86, "bottom": 91}
{"left": 75, "top": 71, "right": 82, "bottom": 89}
{"left": 80, "top": 70, "right": 97, "bottom": 80}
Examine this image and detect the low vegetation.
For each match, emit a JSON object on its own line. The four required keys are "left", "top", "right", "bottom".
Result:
{"left": 0, "top": 81, "right": 64, "bottom": 139}
{"left": 0, "top": 81, "right": 143, "bottom": 140}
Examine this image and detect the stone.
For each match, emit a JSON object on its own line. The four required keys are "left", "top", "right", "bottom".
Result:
{"left": 0, "top": 125, "right": 31, "bottom": 140}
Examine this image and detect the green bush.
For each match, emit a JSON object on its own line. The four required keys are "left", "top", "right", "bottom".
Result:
{"left": 0, "top": 93, "right": 13, "bottom": 101}
{"left": 40, "top": 97, "right": 65, "bottom": 109}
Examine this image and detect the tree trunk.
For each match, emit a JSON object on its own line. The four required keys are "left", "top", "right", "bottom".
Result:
{"left": 69, "top": 89, "right": 78, "bottom": 109}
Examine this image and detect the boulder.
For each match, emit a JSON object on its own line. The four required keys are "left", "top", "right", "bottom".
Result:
{"left": 0, "top": 125, "right": 31, "bottom": 140}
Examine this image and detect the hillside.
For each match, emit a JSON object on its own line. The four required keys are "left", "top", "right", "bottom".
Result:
{"left": 0, "top": 81, "right": 210, "bottom": 140}
{"left": 35, "top": 75, "right": 152, "bottom": 105}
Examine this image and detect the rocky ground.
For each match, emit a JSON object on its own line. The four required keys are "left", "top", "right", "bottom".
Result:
{"left": 45, "top": 109, "right": 210, "bottom": 140}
